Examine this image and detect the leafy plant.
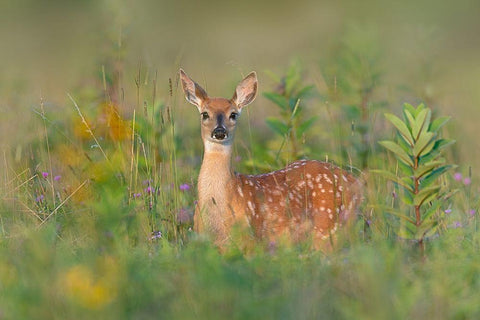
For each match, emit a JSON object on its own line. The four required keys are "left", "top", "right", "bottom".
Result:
{"left": 320, "top": 25, "right": 386, "bottom": 169}
{"left": 263, "top": 61, "right": 316, "bottom": 161}
{"left": 374, "top": 103, "right": 455, "bottom": 255}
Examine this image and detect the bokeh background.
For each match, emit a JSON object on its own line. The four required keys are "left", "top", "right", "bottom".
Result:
{"left": 1, "top": 0, "right": 480, "bottom": 174}
{"left": 1, "top": 1, "right": 480, "bottom": 318}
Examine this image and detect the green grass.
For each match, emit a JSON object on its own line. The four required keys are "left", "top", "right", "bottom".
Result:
{"left": 1, "top": 2, "right": 480, "bottom": 317}
{"left": 1, "top": 65, "right": 479, "bottom": 318}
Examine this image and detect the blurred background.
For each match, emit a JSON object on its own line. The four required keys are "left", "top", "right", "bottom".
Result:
{"left": 1, "top": 0, "right": 480, "bottom": 174}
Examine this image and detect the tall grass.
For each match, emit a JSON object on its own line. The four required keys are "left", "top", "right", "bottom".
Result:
{"left": 1, "top": 35, "right": 480, "bottom": 320}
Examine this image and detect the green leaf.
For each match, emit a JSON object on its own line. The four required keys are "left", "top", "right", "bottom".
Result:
{"left": 413, "top": 131, "right": 434, "bottom": 157}
{"left": 263, "top": 92, "right": 288, "bottom": 110}
{"left": 420, "top": 164, "right": 456, "bottom": 188}
{"left": 402, "top": 192, "right": 414, "bottom": 205}
{"left": 398, "top": 222, "right": 417, "bottom": 240}
{"left": 379, "top": 140, "right": 414, "bottom": 166}
{"left": 285, "top": 62, "right": 301, "bottom": 96}
{"left": 432, "top": 138, "right": 455, "bottom": 153}
{"left": 296, "top": 85, "right": 315, "bottom": 99}
{"left": 412, "top": 108, "right": 431, "bottom": 141}
{"left": 403, "top": 103, "right": 417, "bottom": 116}
{"left": 404, "top": 109, "right": 415, "bottom": 132}
{"left": 420, "top": 139, "right": 455, "bottom": 162}
{"left": 371, "top": 170, "right": 414, "bottom": 193}
{"left": 429, "top": 116, "right": 450, "bottom": 133}
{"left": 266, "top": 118, "right": 289, "bottom": 136}
{"left": 414, "top": 186, "right": 441, "bottom": 206}
{"left": 414, "top": 103, "right": 426, "bottom": 116}
{"left": 416, "top": 219, "right": 437, "bottom": 238}
{"left": 296, "top": 116, "right": 318, "bottom": 137}
{"left": 385, "top": 113, "right": 414, "bottom": 146}
{"left": 414, "top": 159, "right": 445, "bottom": 178}
{"left": 423, "top": 224, "right": 440, "bottom": 239}
{"left": 422, "top": 201, "right": 442, "bottom": 221}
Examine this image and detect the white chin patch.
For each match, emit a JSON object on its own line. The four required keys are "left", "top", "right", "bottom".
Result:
{"left": 204, "top": 140, "right": 232, "bottom": 153}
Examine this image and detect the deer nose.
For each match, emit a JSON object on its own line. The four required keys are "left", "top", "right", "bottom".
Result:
{"left": 212, "top": 127, "right": 227, "bottom": 140}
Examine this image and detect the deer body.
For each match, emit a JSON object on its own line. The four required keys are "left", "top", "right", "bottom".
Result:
{"left": 180, "top": 69, "right": 362, "bottom": 249}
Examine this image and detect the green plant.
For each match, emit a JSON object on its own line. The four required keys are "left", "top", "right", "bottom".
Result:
{"left": 374, "top": 103, "right": 455, "bottom": 255}
{"left": 263, "top": 61, "right": 316, "bottom": 162}
{"left": 320, "top": 24, "right": 386, "bottom": 168}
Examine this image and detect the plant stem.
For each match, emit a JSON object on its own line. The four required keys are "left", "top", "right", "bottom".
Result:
{"left": 413, "top": 155, "right": 425, "bottom": 258}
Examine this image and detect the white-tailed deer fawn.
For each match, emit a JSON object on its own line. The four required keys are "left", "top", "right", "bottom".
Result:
{"left": 180, "top": 69, "right": 362, "bottom": 249}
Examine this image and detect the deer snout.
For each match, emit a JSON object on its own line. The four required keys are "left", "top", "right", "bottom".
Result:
{"left": 212, "top": 126, "right": 227, "bottom": 140}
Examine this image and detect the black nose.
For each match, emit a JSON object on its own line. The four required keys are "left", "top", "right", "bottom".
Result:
{"left": 212, "top": 127, "right": 227, "bottom": 140}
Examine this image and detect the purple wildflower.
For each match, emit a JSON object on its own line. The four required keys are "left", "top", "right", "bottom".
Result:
{"left": 453, "top": 172, "right": 462, "bottom": 181}
{"left": 179, "top": 183, "right": 190, "bottom": 191}
{"left": 150, "top": 231, "right": 162, "bottom": 240}
{"left": 35, "top": 194, "right": 45, "bottom": 202}
{"left": 469, "top": 209, "right": 476, "bottom": 216}
{"left": 54, "top": 175, "right": 61, "bottom": 181}
{"left": 42, "top": 172, "right": 49, "bottom": 179}
{"left": 145, "top": 186, "right": 153, "bottom": 194}
{"left": 453, "top": 221, "right": 462, "bottom": 228}
{"left": 463, "top": 177, "right": 472, "bottom": 186}
{"left": 444, "top": 209, "right": 452, "bottom": 214}
{"left": 133, "top": 192, "right": 142, "bottom": 199}
{"left": 366, "top": 219, "right": 372, "bottom": 226}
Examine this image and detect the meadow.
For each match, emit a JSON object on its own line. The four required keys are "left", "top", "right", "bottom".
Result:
{"left": 1, "top": 0, "right": 480, "bottom": 319}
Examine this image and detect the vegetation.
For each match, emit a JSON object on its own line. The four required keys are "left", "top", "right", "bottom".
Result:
{"left": 1, "top": 1, "right": 480, "bottom": 319}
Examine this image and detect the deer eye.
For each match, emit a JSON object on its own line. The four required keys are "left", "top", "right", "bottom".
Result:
{"left": 201, "top": 112, "right": 210, "bottom": 120}
{"left": 229, "top": 112, "right": 238, "bottom": 121}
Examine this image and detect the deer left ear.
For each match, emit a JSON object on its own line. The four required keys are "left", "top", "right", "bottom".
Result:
{"left": 232, "top": 71, "right": 257, "bottom": 109}
{"left": 179, "top": 69, "right": 209, "bottom": 111}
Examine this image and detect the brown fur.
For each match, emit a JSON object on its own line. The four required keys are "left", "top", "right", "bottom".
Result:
{"left": 181, "top": 69, "right": 363, "bottom": 250}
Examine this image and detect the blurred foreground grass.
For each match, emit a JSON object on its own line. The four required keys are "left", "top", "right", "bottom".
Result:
{"left": 1, "top": 0, "right": 480, "bottom": 318}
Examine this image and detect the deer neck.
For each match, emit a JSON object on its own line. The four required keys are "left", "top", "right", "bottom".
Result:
{"left": 197, "top": 141, "right": 237, "bottom": 242}
{"left": 198, "top": 141, "right": 235, "bottom": 207}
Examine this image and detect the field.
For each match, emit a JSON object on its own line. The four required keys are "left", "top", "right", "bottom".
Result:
{"left": 1, "top": 0, "right": 480, "bottom": 319}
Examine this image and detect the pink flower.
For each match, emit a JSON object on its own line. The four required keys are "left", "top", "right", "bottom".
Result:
{"left": 463, "top": 177, "right": 472, "bottom": 185}
{"left": 179, "top": 183, "right": 190, "bottom": 191}
{"left": 42, "top": 172, "right": 49, "bottom": 179}
{"left": 444, "top": 209, "right": 452, "bottom": 214}
{"left": 469, "top": 209, "right": 476, "bottom": 216}
{"left": 145, "top": 186, "right": 153, "bottom": 194}
{"left": 35, "top": 194, "right": 45, "bottom": 202}
{"left": 453, "top": 172, "right": 462, "bottom": 181}
{"left": 54, "top": 175, "right": 61, "bottom": 181}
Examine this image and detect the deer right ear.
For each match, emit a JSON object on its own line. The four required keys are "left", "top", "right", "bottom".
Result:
{"left": 179, "top": 69, "right": 208, "bottom": 110}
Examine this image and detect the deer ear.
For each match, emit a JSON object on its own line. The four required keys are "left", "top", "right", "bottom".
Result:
{"left": 179, "top": 69, "right": 208, "bottom": 110}
{"left": 232, "top": 71, "right": 257, "bottom": 109}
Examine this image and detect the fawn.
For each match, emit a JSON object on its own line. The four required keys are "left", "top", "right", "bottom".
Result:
{"left": 180, "top": 69, "right": 363, "bottom": 249}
